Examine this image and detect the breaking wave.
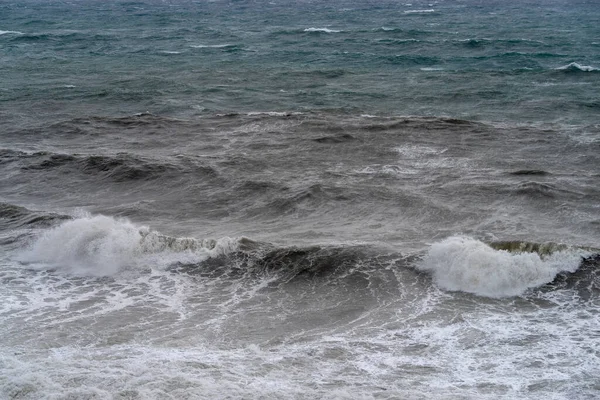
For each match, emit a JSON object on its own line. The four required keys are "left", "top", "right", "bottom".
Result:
{"left": 0, "top": 30, "right": 24, "bottom": 35}
{"left": 404, "top": 9, "right": 435, "bottom": 14}
{"left": 18, "top": 215, "right": 240, "bottom": 276}
{"left": 304, "top": 28, "right": 341, "bottom": 33}
{"left": 417, "top": 236, "right": 592, "bottom": 298}
{"left": 555, "top": 62, "right": 598, "bottom": 73}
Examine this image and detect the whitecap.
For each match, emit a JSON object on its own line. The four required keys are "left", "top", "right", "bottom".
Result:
{"left": 404, "top": 9, "right": 435, "bottom": 14}
{"left": 417, "top": 236, "right": 586, "bottom": 298}
{"left": 304, "top": 28, "right": 341, "bottom": 33}
{"left": 190, "top": 44, "right": 234, "bottom": 48}
{"left": 555, "top": 62, "right": 598, "bottom": 72}
{"left": 0, "top": 30, "right": 24, "bottom": 35}
{"left": 246, "top": 111, "right": 299, "bottom": 117}
{"left": 18, "top": 214, "right": 240, "bottom": 276}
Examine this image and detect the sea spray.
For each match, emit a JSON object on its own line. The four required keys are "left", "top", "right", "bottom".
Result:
{"left": 417, "top": 236, "right": 586, "bottom": 298}
{"left": 18, "top": 214, "right": 239, "bottom": 276}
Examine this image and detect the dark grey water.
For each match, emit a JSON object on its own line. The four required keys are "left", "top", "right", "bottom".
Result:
{"left": 1, "top": 1, "right": 599, "bottom": 399}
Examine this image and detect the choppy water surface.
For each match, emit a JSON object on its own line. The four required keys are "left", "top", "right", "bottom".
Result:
{"left": 1, "top": 0, "right": 599, "bottom": 399}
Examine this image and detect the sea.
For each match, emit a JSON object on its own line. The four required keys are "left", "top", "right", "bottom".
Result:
{"left": 1, "top": 0, "right": 599, "bottom": 398}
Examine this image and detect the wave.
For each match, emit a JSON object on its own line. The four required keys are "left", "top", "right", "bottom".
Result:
{"left": 8, "top": 30, "right": 115, "bottom": 43}
{"left": 555, "top": 62, "right": 598, "bottom": 73}
{"left": 313, "top": 133, "right": 356, "bottom": 144}
{"left": 242, "top": 183, "right": 353, "bottom": 217}
{"left": 190, "top": 44, "right": 238, "bottom": 49}
{"left": 14, "top": 150, "right": 193, "bottom": 182}
{"left": 457, "top": 38, "right": 548, "bottom": 49}
{"left": 0, "top": 202, "right": 71, "bottom": 230}
{"left": 304, "top": 28, "right": 341, "bottom": 33}
{"left": 171, "top": 243, "right": 382, "bottom": 283}
{"left": 15, "top": 213, "right": 386, "bottom": 281}
{"left": 18, "top": 215, "right": 241, "bottom": 276}
{"left": 13, "top": 215, "right": 600, "bottom": 296}
{"left": 509, "top": 169, "right": 550, "bottom": 176}
{"left": 511, "top": 181, "right": 582, "bottom": 199}
{"left": 404, "top": 9, "right": 435, "bottom": 14}
{"left": 245, "top": 111, "right": 301, "bottom": 117}
{"left": 380, "top": 54, "right": 441, "bottom": 66}
{"left": 0, "top": 30, "right": 24, "bottom": 35}
{"left": 417, "top": 236, "right": 593, "bottom": 298}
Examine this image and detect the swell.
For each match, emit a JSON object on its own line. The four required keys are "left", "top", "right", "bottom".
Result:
{"left": 546, "top": 254, "right": 600, "bottom": 299}
{"left": 5, "top": 149, "right": 210, "bottom": 183}
{"left": 12, "top": 214, "right": 600, "bottom": 298}
{"left": 165, "top": 237, "right": 600, "bottom": 301}
{"left": 172, "top": 243, "right": 407, "bottom": 282}
{"left": 4, "top": 112, "right": 483, "bottom": 140}
{"left": 0, "top": 202, "right": 71, "bottom": 231}
{"left": 7, "top": 31, "right": 118, "bottom": 43}
{"left": 554, "top": 62, "right": 599, "bottom": 73}
{"left": 3, "top": 113, "right": 189, "bottom": 140}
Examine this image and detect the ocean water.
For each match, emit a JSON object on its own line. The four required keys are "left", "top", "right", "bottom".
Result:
{"left": 1, "top": 0, "right": 599, "bottom": 398}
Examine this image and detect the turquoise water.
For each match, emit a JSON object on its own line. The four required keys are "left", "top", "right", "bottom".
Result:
{"left": 2, "top": 0, "right": 599, "bottom": 124}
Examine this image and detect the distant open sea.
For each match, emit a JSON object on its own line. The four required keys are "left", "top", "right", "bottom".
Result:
{"left": 1, "top": 0, "right": 599, "bottom": 399}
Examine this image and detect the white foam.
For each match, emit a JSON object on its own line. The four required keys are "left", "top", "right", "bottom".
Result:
{"left": 555, "top": 62, "right": 598, "bottom": 72}
{"left": 0, "top": 30, "right": 24, "bottom": 35}
{"left": 404, "top": 9, "right": 435, "bottom": 14}
{"left": 18, "top": 214, "right": 239, "bottom": 276}
{"left": 246, "top": 111, "right": 297, "bottom": 117}
{"left": 190, "top": 44, "right": 234, "bottom": 48}
{"left": 395, "top": 144, "right": 446, "bottom": 157}
{"left": 417, "top": 236, "right": 585, "bottom": 298}
{"left": 304, "top": 28, "right": 341, "bottom": 33}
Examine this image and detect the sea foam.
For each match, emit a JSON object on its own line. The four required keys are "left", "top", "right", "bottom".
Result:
{"left": 304, "top": 28, "right": 341, "bottom": 33}
{"left": 555, "top": 62, "right": 598, "bottom": 72}
{"left": 404, "top": 9, "right": 435, "bottom": 14}
{"left": 417, "top": 236, "right": 585, "bottom": 298}
{"left": 18, "top": 214, "right": 239, "bottom": 276}
{"left": 0, "top": 30, "right": 24, "bottom": 35}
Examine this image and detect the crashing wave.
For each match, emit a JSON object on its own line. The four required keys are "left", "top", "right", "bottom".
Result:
{"left": 417, "top": 236, "right": 593, "bottom": 298}
{"left": 18, "top": 215, "right": 241, "bottom": 276}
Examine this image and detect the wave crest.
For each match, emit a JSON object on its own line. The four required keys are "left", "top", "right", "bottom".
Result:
{"left": 417, "top": 236, "right": 588, "bottom": 298}
{"left": 304, "top": 28, "right": 341, "bottom": 33}
{"left": 18, "top": 215, "right": 240, "bottom": 276}
{"left": 555, "top": 62, "right": 598, "bottom": 73}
